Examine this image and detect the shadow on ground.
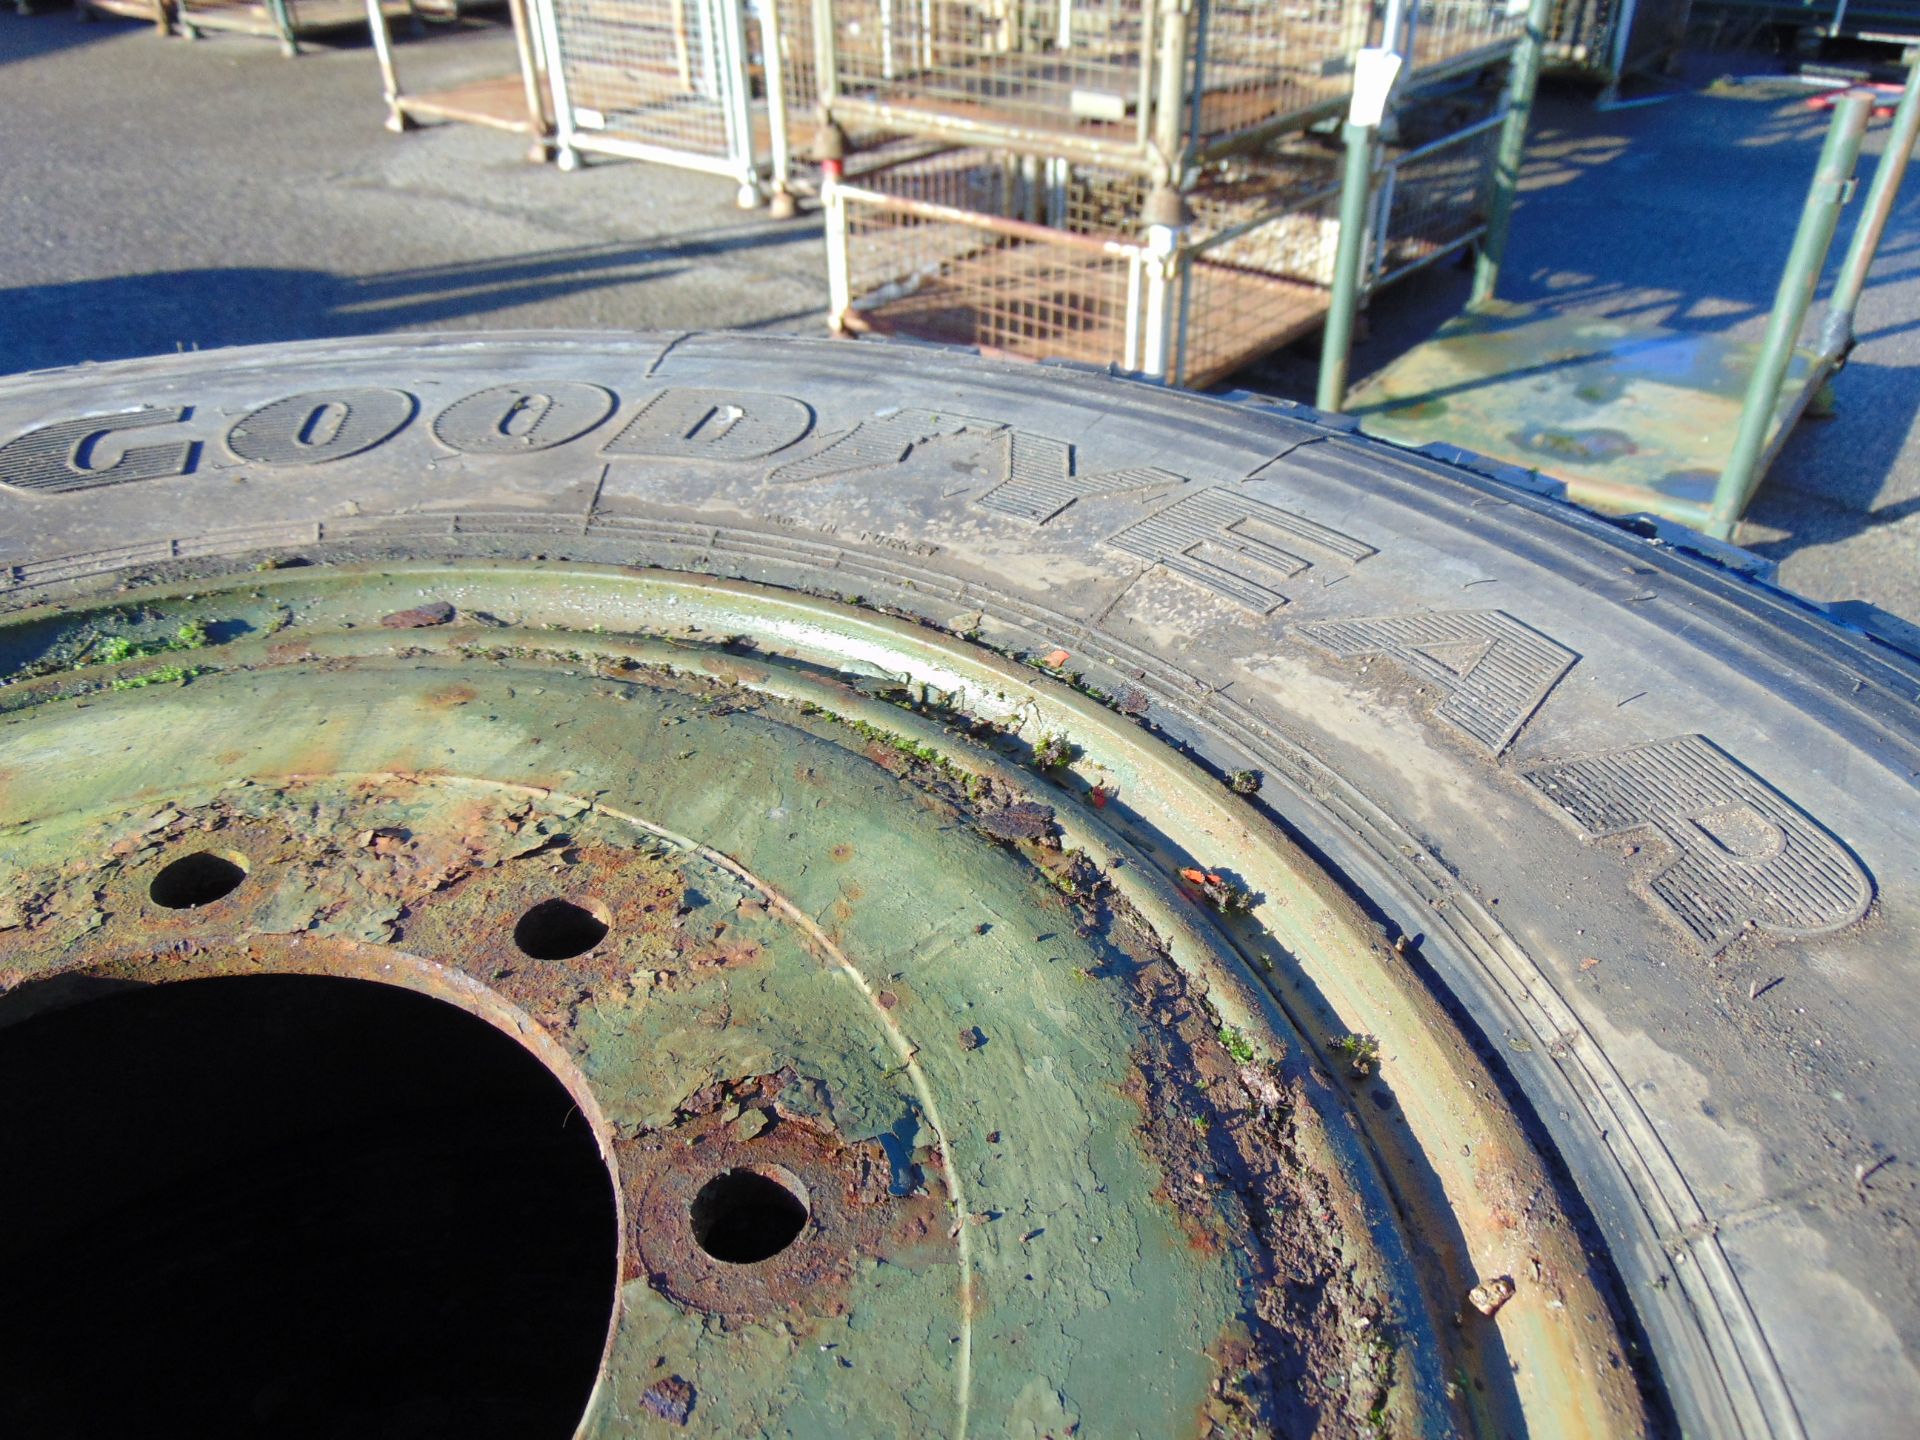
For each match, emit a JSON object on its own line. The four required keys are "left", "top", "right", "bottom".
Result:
{"left": 0, "top": 230, "right": 825, "bottom": 372}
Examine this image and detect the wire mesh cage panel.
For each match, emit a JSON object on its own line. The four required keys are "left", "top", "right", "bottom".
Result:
{"left": 836, "top": 145, "right": 1152, "bottom": 367}
{"left": 768, "top": 0, "right": 822, "bottom": 138}
{"left": 1545, "top": 0, "right": 1691, "bottom": 87}
{"left": 1398, "top": 0, "right": 1531, "bottom": 74}
{"left": 834, "top": 142, "right": 1342, "bottom": 383}
{"left": 1366, "top": 79, "right": 1501, "bottom": 281}
{"left": 817, "top": 0, "right": 1526, "bottom": 171}
{"left": 531, "top": 0, "right": 792, "bottom": 199}
{"left": 831, "top": 76, "right": 1502, "bottom": 386}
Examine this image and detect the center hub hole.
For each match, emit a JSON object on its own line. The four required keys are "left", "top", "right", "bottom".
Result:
{"left": 148, "top": 850, "right": 248, "bottom": 909}
{"left": 0, "top": 974, "right": 616, "bottom": 1438}
{"left": 513, "top": 897, "right": 610, "bottom": 960}
{"left": 689, "top": 1168, "right": 809, "bottom": 1264}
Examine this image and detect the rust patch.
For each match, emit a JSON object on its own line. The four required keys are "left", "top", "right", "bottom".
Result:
{"left": 380, "top": 600, "right": 457, "bottom": 629}
{"left": 397, "top": 843, "right": 686, "bottom": 1032}
{"left": 1069, "top": 889, "right": 1404, "bottom": 1437}
{"left": 423, "top": 683, "right": 478, "bottom": 710}
{"left": 618, "top": 1073, "right": 948, "bottom": 1319}
{"left": 640, "top": 1375, "right": 695, "bottom": 1425}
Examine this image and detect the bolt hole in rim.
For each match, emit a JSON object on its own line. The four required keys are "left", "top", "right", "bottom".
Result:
{"left": 147, "top": 849, "right": 248, "bottom": 909}
{"left": 689, "top": 1167, "right": 812, "bottom": 1264}
{"left": 513, "top": 897, "right": 611, "bottom": 960}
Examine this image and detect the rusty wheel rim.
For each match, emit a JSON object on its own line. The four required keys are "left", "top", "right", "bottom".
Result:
{"left": 0, "top": 561, "right": 1642, "bottom": 1437}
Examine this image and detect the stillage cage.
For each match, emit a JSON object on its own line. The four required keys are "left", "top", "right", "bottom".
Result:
{"left": 367, "top": 0, "right": 555, "bottom": 159}
{"left": 808, "top": 0, "right": 1528, "bottom": 183}
{"left": 531, "top": 0, "right": 807, "bottom": 209}
{"left": 826, "top": 76, "right": 1505, "bottom": 385}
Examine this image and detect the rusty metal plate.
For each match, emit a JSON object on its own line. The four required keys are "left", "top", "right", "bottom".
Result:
{"left": 1350, "top": 300, "right": 1822, "bottom": 530}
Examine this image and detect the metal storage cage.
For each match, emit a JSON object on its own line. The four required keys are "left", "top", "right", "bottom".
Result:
{"left": 175, "top": 0, "right": 429, "bottom": 55}
{"left": 1545, "top": 0, "right": 1692, "bottom": 100}
{"left": 367, "top": 0, "right": 555, "bottom": 159}
{"left": 532, "top": 0, "right": 803, "bottom": 211}
{"left": 810, "top": 0, "right": 1527, "bottom": 180}
{"left": 826, "top": 76, "right": 1504, "bottom": 386}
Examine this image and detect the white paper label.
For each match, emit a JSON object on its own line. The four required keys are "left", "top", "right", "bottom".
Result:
{"left": 1348, "top": 48, "right": 1405, "bottom": 129}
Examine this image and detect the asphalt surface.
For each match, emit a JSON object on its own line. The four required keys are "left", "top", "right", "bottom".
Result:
{"left": 2, "top": 13, "right": 1915, "bottom": 621}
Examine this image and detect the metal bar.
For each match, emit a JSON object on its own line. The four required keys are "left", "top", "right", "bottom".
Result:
{"left": 1316, "top": 119, "right": 1380, "bottom": 413}
{"left": 833, "top": 183, "right": 1151, "bottom": 259}
{"left": 1707, "top": 95, "right": 1872, "bottom": 540}
{"left": 1150, "top": 0, "right": 1193, "bottom": 186}
{"left": 365, "top": 0, "right": 405, "bottom": 129}
{"left": 1187, "top": 0, "right": 1212, "bottom": 165}
{"left": 529, "top": 0, "right": 583, "bottom": 167}
{"left": 508, "top": 0, "right": 552, "bottom": 140}
{"left": 762, "top": 0, "right": 794, "bottom": 204}
{"left": 1606, "top": 0, "right": 1642, "bottom": 90}
{"left": 1821, "top": 56, "right": 1920, "bottom": 357}
{"left": 1368, "top": 161, "right": 1397, "bottom": 293}
{"left": 1183, "top": 180, "right": 1346, "bottom": 253}
{"left": 825, "top": 97, "right": 1163, "bottom": 174}
{"left": 1372, "top": 225, "right": 1488, "bottom": 289}
{"left": 1124, "top": 253, "right": 1145, "bottom": 371}
{"left": 560, "top": 134, "right": 760, "bottom": 179}
{"left": 824, "top": 179, "right": 852, "bottom": 332}
{"left": 1472, "top": 0, "right": 1556, "bottom": 305}
{"left": 1193, "top": 45, "right": 1519, "bottom": 168}
{"left": 265, "top": 0, "right": 296, "bottom": 51}
{"left": 1394, "top": 111, "right": 1506, "bottom": 167}
{"left": 1141, "top": 224, "right": 1178, "bottom": 381}
{"left": 1172, "top": 246, "right": 1195, "bottom": 386}
{"left": 813, "top": 0, "right": 839, "bottom": 108}
{"left": 717, "top": 0, "right": 761, "bottom": 201}
{"left": 1134, "top": 0, "right": 1157, "bottom": 153}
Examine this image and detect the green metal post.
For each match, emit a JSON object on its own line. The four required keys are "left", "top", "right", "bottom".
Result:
{"left": 1471, "top": 0, "right": 1556, "bottom": 306}
{"left": 1316, "top": 122, "right": 1379, "bottom": 414}
{"left": 1707, "top": 96, "right": 1872, "bottom": 541}
{"left": 1820, "top": 58, "right": 1920, "bottom": 358}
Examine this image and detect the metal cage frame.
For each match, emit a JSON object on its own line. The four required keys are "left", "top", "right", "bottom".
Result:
{"left": 825, "top": 74, "right": 1505, "bottom": 386}
{"left": 530, "top": 0, "right": 804, "bottom": 209}
{"left": 367, "top": 0, "right": 556, "bottom": 160}
{"left": 809, "top": 0, "right": 1529, "bottom": 185}
{"left": 174, "top": 0, "right": 434, "bottom": 56}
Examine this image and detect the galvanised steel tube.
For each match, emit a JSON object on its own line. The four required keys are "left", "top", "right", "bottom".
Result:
{"left": 1708, "top": 94, "right": 1872, "bottom": 540}
{"left": 1471, "top": 0, "right": 1556, "bottom": 306}
{"left": 1315, "top": 121, "right": 1379, "bottom": 413}
{"left": 1820, "top": 58, "right": 1920, "bottom": 358}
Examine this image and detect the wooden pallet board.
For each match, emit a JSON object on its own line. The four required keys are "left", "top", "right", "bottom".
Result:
{"left": 398, "top": 73, "right": 544, "bottom": 134}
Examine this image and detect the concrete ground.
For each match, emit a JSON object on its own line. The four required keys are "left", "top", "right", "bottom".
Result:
{"left": 2, "top": 13, "right": 1915, "bottom": 621}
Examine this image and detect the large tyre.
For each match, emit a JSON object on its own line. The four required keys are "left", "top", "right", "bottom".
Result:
{"left": 1, "top": 333, "right": 1914, "bottom": 1439}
